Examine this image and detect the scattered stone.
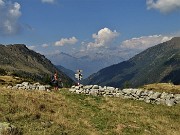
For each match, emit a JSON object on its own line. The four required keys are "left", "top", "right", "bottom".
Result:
{"left": 41, "top": 121, "right": 53, "bottom": 128}
{"left": 0, "top": 122, "right": 21, "bottom": 135}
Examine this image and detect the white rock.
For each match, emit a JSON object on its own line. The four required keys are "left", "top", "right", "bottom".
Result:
{"left": 38, "top": 85, "right": 46, "bottom": 91}
{"left": 92, "top": 85, "right": 99, "bottom": 89}
{"left": 84, "top": 85, "right": 93, "bottom": 89}
{"left": 174, "top": 94, "right": 180, "bottom": 103}
{"left": 7, "top": 86, "right": 12, "bottom": 89}
{"left": 69, "top": 88, "right": 76, "bottom": 92}
{"left": 22, "top": 82, "right": 29, "bottom": 86}
{"left": 33, "top": 82, "right": 40, "bottom": 86}
{"left": 107, "top": 86, "right": 115, "bottom": 91}
{"left": 136, "top": 89, "right": 144, "bottom": 96}
{"left": 166, "top": 99, "right": 175, "bottom": 106}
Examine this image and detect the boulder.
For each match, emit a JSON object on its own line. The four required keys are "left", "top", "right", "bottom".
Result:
{"left": 174, "top": 94, "right": 180, "bottom": 103}
{"left": 122, "top": 89, "right": 133, "bottom": 95}
{"left": 38, "top": 85, "right": 46, "bottom": 91}
{"left": 0, "top": 122, "right": 21, "bottom": 135}
{"left": 92, "top": 85, "right": 99, "bottom": 89}
{"left": 89, "top": 89, "right": 99, "bottom": 96}
{"left": 165, "top": 94, "right": 174, "bottom": 100}
{"left": 166, "top": 99, "right": 176, "bottom": 106}
{"left": 22, "top": 82, "right": 29, "bottom": 86}
{"left": 107, "top": 86, "right": 115, "bottom": 91}
{"left": 149, "top": 92, "right": 161, "bottom": 100}
{"left": 69, "top": 88, "right": 76, "bottom": 93}
{"left": 75, "top": 89, "right": 82, "bottom": 94}
{"left": 136, "top": 89, "right": 144, "bottom": 96}
{"left": 84, "top": 85, "right": 93, "bottom": 89}
{"left": 160, "top": 92, "right": 168, "bottom": 99}
{"left": 33, "top": 82, "right": 40, "bottom": 86}
{"left": 7, "top": 86, "right": 12, "bottom": 89}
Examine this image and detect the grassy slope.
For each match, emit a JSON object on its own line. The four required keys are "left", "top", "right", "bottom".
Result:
{"left": 142, "top": 83, "right": 180, "bottom": 94}
{"left": 0, "top": 76, "right": 26, "bottom": 86}
{"left": 0, "top": 86, "right": 180, "bottom": 135}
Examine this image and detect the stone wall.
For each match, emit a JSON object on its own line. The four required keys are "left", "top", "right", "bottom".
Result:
{"left": 5, "top": 82, "right": 51, "bottom": 92}
{"left": 5, "top": 82, "right": 180, "bottom": 106}
{"left": 69, "top": 85, "right": 180, "bottom": 106}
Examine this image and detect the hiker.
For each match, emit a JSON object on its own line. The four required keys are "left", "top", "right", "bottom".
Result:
{"left": 52, "top": 72, "right": 59, "bottom": 91}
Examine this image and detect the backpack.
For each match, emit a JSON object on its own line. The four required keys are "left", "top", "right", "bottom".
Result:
{"left": 51, "top": 75, "right": 55, "bottom": 83}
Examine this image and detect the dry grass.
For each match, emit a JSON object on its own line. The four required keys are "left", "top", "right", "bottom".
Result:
{"left": 0, "top": 76, "right": 24, "bottom": 86}
{"left": 0, "top": 86, "right": 180, "bottom": 135}
{"left": 142, "top": 83, "right": 180, "bottom": 94}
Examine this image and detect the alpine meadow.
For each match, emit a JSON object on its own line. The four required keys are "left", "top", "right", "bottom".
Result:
{"left": 1, "top": 0, "right": 180, "bottom": 135}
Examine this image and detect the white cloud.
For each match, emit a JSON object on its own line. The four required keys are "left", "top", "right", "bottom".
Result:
{"left": 41, "top": 0, "right": 55, "bottom": 3}
{"left": 121, "top": 35, "right": 172, "bottom": 50}
{"left": 87, "top": 27, "right": 119, "bottom": 49}
{"left": 0, "top": 0, "right": 22, "bottom": 36}
{"left": 27, "top": 45, "right": 36, "bottom": 50}
{"left": 42, "top": 43, "right": 49, "bottom": 48}
{"left": 0, "top": 0, "right": 4, "bottom": 5}
{"left": 55, "top": 37, "right": 78, "bottom": 46}
{"left": 147, "top": 0, "right": 180, "bottom": 13}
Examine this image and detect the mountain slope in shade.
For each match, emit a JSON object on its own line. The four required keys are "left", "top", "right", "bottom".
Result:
{"left": 84, "top": 37, "right": 180, "bottom": 88}
{"left": 0, "top": 44, "right": 73, "bottom": 86}
{"left": 56, "top": 65, "right": 76, "bottom": 81}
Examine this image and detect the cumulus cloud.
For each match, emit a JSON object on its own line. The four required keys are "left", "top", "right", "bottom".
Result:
{"left": 55, "top": 37, "right": 78, "bottom": 46}
{"left": 0, "top": 0, "right": 4, "bottom": 5}
{"left": 147, "top": 0, "right": 180, "bottom": 13}
{"left": 41, "top": 0, "right": 55, "bottom": 4}
{"left": 87, "top": 27, "right": 119, "bottom": 49}
{"left": 0, "top": 0, "right": 22, "bottom": 36}
{"left": 121, "top": 35, "right": 172, "bottom": 50}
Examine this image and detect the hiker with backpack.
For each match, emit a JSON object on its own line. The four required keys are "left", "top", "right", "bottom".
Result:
{"left": 52, "top": 72, "right": 59, "bottom": 91}
{"left": 51, "top": 72, "right": 63, "bottom": 91}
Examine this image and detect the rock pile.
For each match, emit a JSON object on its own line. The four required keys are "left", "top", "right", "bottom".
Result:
{"left": 6, "top": 82, "right": 51, "bottom": 92}
{"left": 69, "top": 85, "right": 180, "bottom": 106}
{"left": 0, "top": 122, "right": 21, "bottom": 135}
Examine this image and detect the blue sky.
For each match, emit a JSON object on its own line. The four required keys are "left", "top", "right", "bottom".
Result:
{"left": 0, "top": 0, "right": 180, "bottom": 56}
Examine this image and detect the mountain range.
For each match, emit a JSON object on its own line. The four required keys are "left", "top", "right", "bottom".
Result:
{"left": 46, "top": 51, "right": 125, "bottom": 78}
{"left": 0, "top": 44, "right": 73, "bottom": 86}
{"left": 84, "top": 37, "right": 180, "bottom": 88}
